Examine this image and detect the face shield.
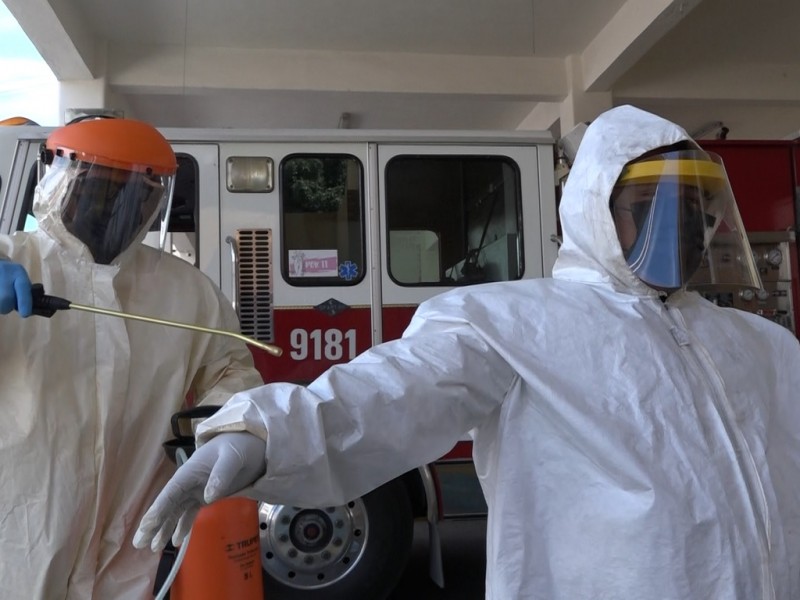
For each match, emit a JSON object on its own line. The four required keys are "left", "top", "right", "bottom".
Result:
{"left": 53, "top": 157, "right": 173, "bottom": 264}
{"left": 43, "top": 118, "right": 177, "bottom": 265}
{"left": 610, "top": 149, "right": 761, "bottom": 293}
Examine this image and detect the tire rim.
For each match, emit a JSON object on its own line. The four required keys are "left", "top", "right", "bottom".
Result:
{"left": 259, "top": 500, "right": 369, "bottom": 589}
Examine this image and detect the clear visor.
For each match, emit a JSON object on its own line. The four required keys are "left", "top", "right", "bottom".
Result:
{"left": 611, "top": 149, "right": 761, "bottom": 292}
{"left": 52, "top": 155, "right": 174, "bottom": 264}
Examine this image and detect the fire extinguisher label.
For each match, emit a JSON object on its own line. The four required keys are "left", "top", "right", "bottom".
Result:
{"left": 225, "top": 534, "right": 261, "bottom": 579}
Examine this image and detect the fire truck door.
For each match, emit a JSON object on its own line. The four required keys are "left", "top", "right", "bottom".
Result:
{"left": 216, "top": 143, "right": 372, "bottom": 383}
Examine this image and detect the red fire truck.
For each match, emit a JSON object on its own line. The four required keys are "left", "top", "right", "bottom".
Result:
{"left": 697, "top": 140, "right": 799, "bottom": 335}
{"left": 0, "top": 124, "right": 796, "bottom": 599}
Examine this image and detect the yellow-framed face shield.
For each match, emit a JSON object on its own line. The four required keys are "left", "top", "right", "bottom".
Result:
{"left": 611, "top": 149, "right": 761, "bottom": 292}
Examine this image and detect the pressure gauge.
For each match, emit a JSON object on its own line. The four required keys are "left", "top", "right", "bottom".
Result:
{"left": 765, "top": 247, "right": 783, "bottom": 267}
{"left": 756, "top": 288, "right": 770, "bottom": 301}
{"left": 739, "top": 289, "right": 755, "bottom": 301}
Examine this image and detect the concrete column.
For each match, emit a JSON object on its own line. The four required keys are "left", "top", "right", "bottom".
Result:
{"left": 558, "top": 55, "right": 612, "bottom": 134}
{"left": 56, "top": 40, "right": 130, "bottom": 124}
{"left": 517, "top": 55, "right": 612, "bottom": 137}
{"left": 58, "top": 78, "right": 106, "bottom": 123}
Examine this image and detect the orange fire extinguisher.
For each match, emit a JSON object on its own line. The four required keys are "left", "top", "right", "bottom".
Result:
{"left": 153, "top": 406, "right": 264, "bottom": 600}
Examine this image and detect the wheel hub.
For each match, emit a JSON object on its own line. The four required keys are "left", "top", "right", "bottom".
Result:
{"left": 259, "top": 500, "right": 369, "bottom": 589}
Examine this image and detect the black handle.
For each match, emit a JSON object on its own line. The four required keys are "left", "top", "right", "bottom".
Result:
{"left": 169, "top": 405, "right": 222, "bottom": 440}
{"left": 163, "top": 405, "right": 222, "bottom": 464}
{"left": 31, "top": 283, "right": 71, "bottom": 318}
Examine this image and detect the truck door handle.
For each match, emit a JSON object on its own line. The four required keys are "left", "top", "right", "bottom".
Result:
{"left": 225, "top": 235, "right": 239, "bottom": 314}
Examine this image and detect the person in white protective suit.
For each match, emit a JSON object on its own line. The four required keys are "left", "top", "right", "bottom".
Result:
{"left": 0, "top": 118, "right": 264, "bottom": 599}
{"left": 134, "top": 105, "right": 800, "bottom": 599}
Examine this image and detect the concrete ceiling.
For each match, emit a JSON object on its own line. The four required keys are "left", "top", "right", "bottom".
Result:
{"left": 4, "top": 0, "right": 800, "bottom": 139}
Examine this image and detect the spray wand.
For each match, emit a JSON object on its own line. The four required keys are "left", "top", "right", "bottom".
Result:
{"left": 30, "top": 283, "right": 283, "bottom": 357}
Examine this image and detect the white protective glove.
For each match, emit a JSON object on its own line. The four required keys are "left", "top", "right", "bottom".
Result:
{"left": 133, "top": 431, "right": 267, "bottom": 552}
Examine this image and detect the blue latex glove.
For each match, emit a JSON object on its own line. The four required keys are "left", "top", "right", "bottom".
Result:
{"left": 0, "top": 260, "right": 32, "bottom": 317}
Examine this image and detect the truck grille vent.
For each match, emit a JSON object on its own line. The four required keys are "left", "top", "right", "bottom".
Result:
{"left": 235, "top": 229, "right": 274, "bottom": 343}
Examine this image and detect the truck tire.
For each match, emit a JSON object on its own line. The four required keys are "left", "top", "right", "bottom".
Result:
{"left": 259, "top": 478, "right": 414, "bottom": 600}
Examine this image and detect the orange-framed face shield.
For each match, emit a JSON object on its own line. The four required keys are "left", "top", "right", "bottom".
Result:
{"left": 43, "top": 119, "right": 177, "bottom": 264}
{"left": 57, "top": 158, "right": 171, "bottom": 264}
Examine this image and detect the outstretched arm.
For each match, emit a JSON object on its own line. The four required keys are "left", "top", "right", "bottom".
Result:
{"left": 198, "top": 315, "right": 516, "bottom": 507}
{"left": 135, "top": 305, "right": 516, "bottom": 552}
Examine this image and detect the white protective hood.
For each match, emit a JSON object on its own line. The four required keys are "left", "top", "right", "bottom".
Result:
{"left": 553, "top": 104, "right": 690, "bottom": 293}
{"left": 199, "top": 105, "right": 800, "bottom": 599}
{"left": 0, "top": 179, "right": 264, "bottom": 598}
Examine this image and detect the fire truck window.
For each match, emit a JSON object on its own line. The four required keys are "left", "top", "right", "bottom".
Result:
{"left": 146, "top": 153, "right": 199, "bottom": 266}
{"left": 385, "top": 155, "right": 523, "bottom": 286}
{"left": 15, "top": 163, "right": 38, "bottom": 232}
{"left": 280, "top": 155, "right": 365, "bottom": 286}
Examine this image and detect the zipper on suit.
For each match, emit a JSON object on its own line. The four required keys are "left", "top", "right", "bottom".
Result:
{"left": 662, "top": 300, "right": 775, "bottom": 600}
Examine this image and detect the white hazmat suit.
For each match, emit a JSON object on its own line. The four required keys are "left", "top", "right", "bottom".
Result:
{"left": 142, "top": 105, "right": 800, "bottom": 599}
{"left": 0, "top": 121, "right": 264, "bottom": 598}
